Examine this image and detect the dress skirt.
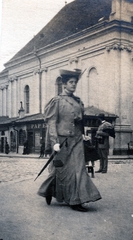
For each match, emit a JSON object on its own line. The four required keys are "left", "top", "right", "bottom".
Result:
{"left": 38, "top": 136, "right": 101, "bottom": 205}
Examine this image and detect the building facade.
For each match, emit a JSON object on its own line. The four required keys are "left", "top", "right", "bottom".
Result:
{"left": 0, "top": 0, "right": 133, "bottom": 154}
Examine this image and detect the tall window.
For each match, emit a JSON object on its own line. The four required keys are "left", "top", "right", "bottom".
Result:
{"left": 24, "top": 85, "right": 30, "bottom": 113}
{"left": 88, "top": 67, "right": 99, "bottom": 107}
{"left": 56, "top": 77, "right": 62, "bottom": 95}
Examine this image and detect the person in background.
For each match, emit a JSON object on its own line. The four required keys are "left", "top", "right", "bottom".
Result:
{"left": 95, "top": 113, "right": 115, "bottom": 173}
{"left": 38, "top": 69, "right": 101, "bottom": 212}
{"left": 23, "top": 140, "right": 29, "bottom": 155}
{"left": 39, "top": 139, "right": 45, "bottom": 158}
{"left": 5, "top": 141, "right": 9, "bottom": 154}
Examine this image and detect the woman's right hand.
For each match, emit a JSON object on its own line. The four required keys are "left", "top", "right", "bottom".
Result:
{"left": 53, "top": 143, "right": 60, "bottom": 152}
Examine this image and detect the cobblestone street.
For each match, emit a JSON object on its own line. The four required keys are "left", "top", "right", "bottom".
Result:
{"left": 0, "top": 156, "right": 133, "bottom": 240}
{"left": 0, "top": 157, "right": 46, "bottom": 183}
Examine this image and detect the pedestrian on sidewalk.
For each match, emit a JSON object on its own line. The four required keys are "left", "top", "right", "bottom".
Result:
{"left": 39, "top": 139, "right": 45, "bottom": 158}
{"left": 23, "top": 140, "right": 29, "bottom": 155}
{"left": 95, "top": 113, "right": 115, "bottom": 174}
{"left": 38, "top": 69, "right": 101, "bottom": 212}
{"left": 5, "top": 141, "right": 10, "bottom": 154}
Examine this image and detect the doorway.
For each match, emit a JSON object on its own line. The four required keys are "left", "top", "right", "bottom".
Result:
{"left": 27, "top": 132, "right": 34, "bottom": 153}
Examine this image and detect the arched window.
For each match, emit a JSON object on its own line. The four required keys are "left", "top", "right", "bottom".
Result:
{"left": 88, "top": 67, "right": 99, "bottom": 107}
{"left": 24, "top": 85, "right": 30, "bottom": 113}
{"left": 56, "top": 77, "right": 62, "bottom": 95}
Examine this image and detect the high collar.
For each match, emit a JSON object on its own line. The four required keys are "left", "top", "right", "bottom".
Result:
{"left": 61, "top": 89, "right": 74, "bottom": 97}
{"left": 60, "top": 89, "right": 81, "bottom": 103}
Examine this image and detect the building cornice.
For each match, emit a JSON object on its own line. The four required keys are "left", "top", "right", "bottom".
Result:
{"left": 106, "top": 43, "right": 132, "bottom": 52}
{"left": 3, "top": 20, "right": 133, "bottom": 70}
{"left": 0, "top": 85, "right": 8, "bottom": 90}
{"left": 8, "top": 75, "right": 18, "bottom": 82}
{"left": 33, "top": 67, "right": 48, "bottom": 75}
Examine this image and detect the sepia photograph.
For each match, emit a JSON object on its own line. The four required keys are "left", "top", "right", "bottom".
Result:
{"left": 0, "top": 0, "right": 133, "bottom": 239}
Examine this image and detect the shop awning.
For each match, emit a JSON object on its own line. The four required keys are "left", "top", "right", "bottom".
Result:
{"left": 84, "top": 106, "right": 118, "bottom": 128}
{"left": 84, "top": 106, "right": 118, "bottom": 118}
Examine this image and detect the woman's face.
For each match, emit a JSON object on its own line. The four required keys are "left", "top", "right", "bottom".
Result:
{"left": 64, "top": 77, "right": 78, "bottom": 93}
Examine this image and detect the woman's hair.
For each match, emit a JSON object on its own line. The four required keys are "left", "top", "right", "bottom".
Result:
{"left": 61, "top": 75, "right": 79, "bottom": 84}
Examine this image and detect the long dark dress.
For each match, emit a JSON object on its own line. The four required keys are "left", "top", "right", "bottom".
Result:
{"left": 38, "top": 90, "right": 101, "bottom": 205}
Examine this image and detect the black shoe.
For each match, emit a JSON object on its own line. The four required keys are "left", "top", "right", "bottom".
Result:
{"left": 102, "top": 171, "right": 107, "bottom": 173}
{"left": 71, "top": 204, "right": 88, "bottom": 212}
{"left": 46, "top": 196, "right": 52, "bottom": 205}
{"left": 95, "top": 170, "right": 102, "bottom": 173}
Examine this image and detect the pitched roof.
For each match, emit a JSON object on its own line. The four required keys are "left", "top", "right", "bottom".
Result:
{"left": 0, "top": 114, "right": 44, "bottom": 125}
{"left": 0, "top": 116, "right": 18, "bottom": 125}
{"left": 8, "top": 0, "right": 112, "bottom": 63}
{"left": 15, "top": 113, "right": 44, "bottom": 123}
{"left": 84, "top": 105, "right": 118, "bottom": 118}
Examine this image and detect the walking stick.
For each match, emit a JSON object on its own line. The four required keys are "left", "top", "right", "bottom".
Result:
{"left": 34, "top": 138, "right": 67, "bottom": 181}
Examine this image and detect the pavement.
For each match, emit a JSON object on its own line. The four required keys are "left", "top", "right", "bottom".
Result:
{"left": 0, "top": 154, "right": 133, "bottom": 240}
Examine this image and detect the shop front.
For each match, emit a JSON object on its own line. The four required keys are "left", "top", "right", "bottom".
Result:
{"left": 0, "top": 110, "right": 118, "bottom": 155}
{"left": 27, "top": 122, "right": 46, "bottom": 153}
{"left": 9, "top": 113, "right": 47, "bottom": 154}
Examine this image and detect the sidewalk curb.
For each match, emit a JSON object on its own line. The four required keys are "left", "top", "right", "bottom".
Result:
{"left": 0, "top": 154, "right": 43, "bottom": 159}
{"left": 0, "top": 153, "right": 133, "bottom": 160}
{"left": 109, "top": 155, "right": 133, "bottom": 160}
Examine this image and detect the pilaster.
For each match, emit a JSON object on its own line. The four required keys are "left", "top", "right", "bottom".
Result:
{"left": 0, "top": 88, "right": 3, "bottom": 116}
{"left": 8, "top": 75, "right": 18, "bottom": 117}
{"left": 110, "top": 0, "right": 133, "bottom": 22}
{"left": 106, "top": 41, "right": 133, "bottom": 154}
{"left": 33, "top": 67, "right": 48, "bottom": 113}
{"left": 41, "top": 67, "right": 48, "bottom": 113}
{"left": 1, "top": 88, "right": 4, "bottom": 116}
{"left": 6, "top": 85, "right": 8, "bottom": 116}
{"left": 2, "top": 87, "right": 6, "bottom": 116}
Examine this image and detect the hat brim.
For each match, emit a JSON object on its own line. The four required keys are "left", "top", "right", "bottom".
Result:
{"left": 60, "top": 69, "right": 81, "bottom": 84}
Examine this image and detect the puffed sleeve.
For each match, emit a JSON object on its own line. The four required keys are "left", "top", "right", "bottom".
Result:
{"left": 44, "top": 97, "right": 60, "bottom": 148}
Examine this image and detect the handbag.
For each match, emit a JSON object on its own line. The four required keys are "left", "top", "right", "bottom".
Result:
{"left": 83, "top": 140, "right": 100, "bottom": 162}
{"left": 53, "top": 159, "right": 64, "bottom": 167}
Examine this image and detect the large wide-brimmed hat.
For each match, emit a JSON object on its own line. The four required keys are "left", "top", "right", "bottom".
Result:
{"left": 60, "top": 69, "right": 81, "bottom": 83}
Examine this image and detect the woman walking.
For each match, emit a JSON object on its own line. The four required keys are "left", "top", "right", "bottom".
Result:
{"left": 38, "top": 69, "right": 101, "bottom": 211}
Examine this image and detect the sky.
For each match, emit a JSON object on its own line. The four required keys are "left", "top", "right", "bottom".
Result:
{"left": 0, "top": 0, "right": 74, "bottom": 71}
